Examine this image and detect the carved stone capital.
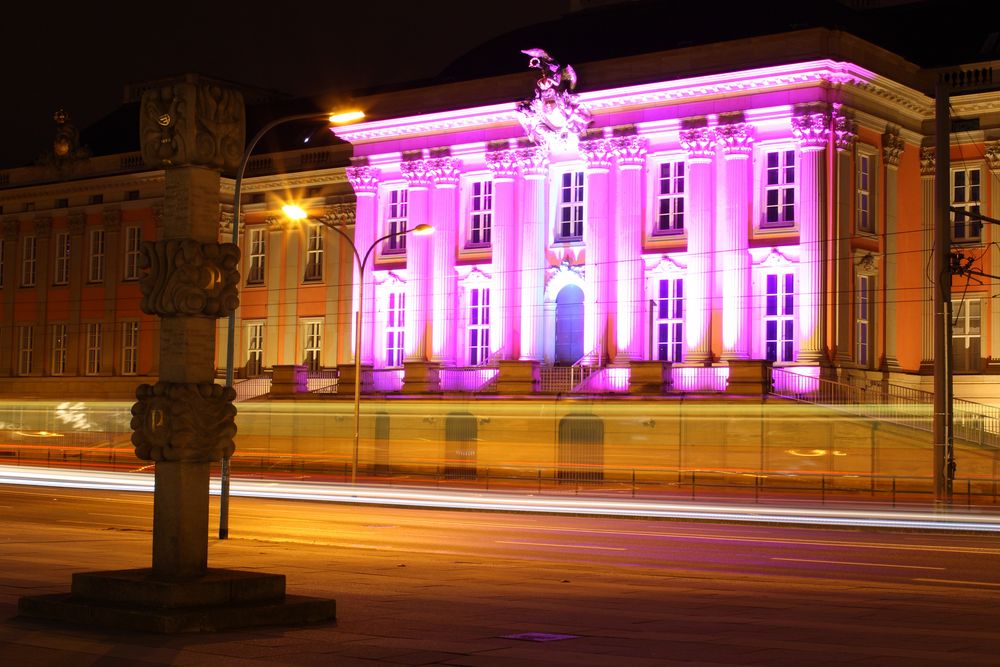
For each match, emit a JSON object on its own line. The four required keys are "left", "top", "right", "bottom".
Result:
{"left": 347, "top": 165, "right": 379, "bottom": 195}
{"left": 429, "top": 156, "right": 462, "bottom": 187}
{"left": 140, "top": 77, "right": 245, "bottom": 170}
{"left": 882, "top": 129, "right": 905, "bottom": 167}
{"left": 68, "top": 213, "right": 86, "bottom": 235}
{"left": 102, "top": 208, "right": 122, "bottom": 231}
{"left": 401, "top": 158, "right": 433, "bottom": 189}
{"left": 792, "top": 112, "right": 829, "bottom": 151}
{"left": 581, "top": 138, "right": 614, "bottom": 171}
{"left": 515, "top": 147, "right": 549, "bottom": 177}
{"left": 2, "top": 218, "right": 18, "bottom": 241}
{"left": 611, "top": 135, "right": 647, "bottom": 168}
{"left": 920, "top": 147, "right": 935, "bottom": 176}
{"left": 715, "top": 123, "right": 755, "bottom": 158}
{"left": 130, "top": 381, "right": 236, "bottom": 462}
{"left": 986, "top": 141, "right": 1000, "bottom": 171}
{"left": 34, "top": 216, "right": 53, "bottom": 239}
{"left": 679, "top": 128, "right": 716, "bottom": 161}
{"left": 320, "top": 202, "right": 355, "bottom": 228}
{"left": 832, "top": 105, "right": 857, "bottom": 151}
{"left": 138, "top": 239, "right": 241, "bottom": 318}
{"left": 486, "top": 150, "right": 519, "bottom": 180}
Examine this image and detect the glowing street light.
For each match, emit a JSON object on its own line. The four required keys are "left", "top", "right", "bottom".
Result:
{"left": 283, "top": 204, "right": 433, "bottom": 484}
{"left": 219, "top": 109, "right": 363, "bottom": 539}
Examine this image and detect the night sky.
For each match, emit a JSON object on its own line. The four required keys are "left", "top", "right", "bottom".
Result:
{"left": 1, "top": 1, "right": 569, "bottom": 168}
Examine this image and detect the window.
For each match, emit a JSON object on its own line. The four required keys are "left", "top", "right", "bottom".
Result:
{"left": 51, "top": 324, "right": 68, "bottom": 375}
{"left": 246, "top": 322, "right": 264, "bottom": 376}
{"left": 247, "top": 228, "right": 265, "bottom": 284}
{"left": 85, "top": 323, "right": 102, "bottom": 375}
{"left": 952, "top": 167, "right": 982, "bottom": 243}
{"left": 304, "top": 224, "right": 323, "bottom": 281}
{"left": 764, "top": 272, "right": 795, "bottom": 362}
{"left": 121, "top": 321, "right": 139, "bottom": 375}
{"left": 763, "top": 149, "right": 796, "bottom": 228}
{"left": 89, "top": 194, "right": 104, "bottom": 205}
{"left": 856, "top": 151, "right": 875, "bottom": 234}
{"left": 124, "top": 226, "right": 141, "bottom": 280}
{"left": 384, "top": 188, "right": 408, "bottom": 254}
{"left": 22, "top": 236, "right": 37, "bottom": 287}
{"left": 468, "top": 180, "right": 493, "bottom": 247}
{"left": 557, "top": 171, "right": 585, "bottom": 241}
{"left": 0, "top": 239, "right": 4, "bottom": 288}
{"left": 56, "top": 198, "right": 69, "bottom": 209}
{"left": 125, "top": 190, "right": 140, "bottom": 201}
{"left": 856, "top": 274, "right": 870, "bottom": 366}
{"left": 88, "top": 229, "right": 105, "bottom": 282}
{"left": 54, "top": 232, "right": 70, "bottom": 285}
{"left": 303, "top": 320, "right": 322, "bottom": 372}
{"left": 953, "top": 298, "right": 981, "bottom": 372}
{"left": 17, "top": 326, "right": 33, "bottom": 376}
{"left": 385, "top": 291, "right": 406, "bottom": 367}
{"left": 654, "top": 278, "right": 684, "bottom": 362}
{"left": 655, "top": 160, "right": 685, "bottom": 235}
{"left": 468, "top": 287, "right": 490, "bottom": 366}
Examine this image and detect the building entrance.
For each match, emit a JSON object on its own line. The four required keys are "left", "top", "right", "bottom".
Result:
{"left": 554, "top": 285, "right": 584, "bottom": 366}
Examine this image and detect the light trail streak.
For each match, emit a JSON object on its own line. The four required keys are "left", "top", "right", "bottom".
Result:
{"left": 3, "top": 465, "right": 1000, "bottom": 533}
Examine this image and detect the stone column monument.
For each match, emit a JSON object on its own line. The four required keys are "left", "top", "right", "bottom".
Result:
{"left": 19, "top": 74, "right": 335, "bottom": 633}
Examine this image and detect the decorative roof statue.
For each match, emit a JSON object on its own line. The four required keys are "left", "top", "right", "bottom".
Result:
{"left": 36, "top": 109, "right": 90, "bottom": 170}
{"left": 516, "top": 48, "right": 591, "bottom": 153}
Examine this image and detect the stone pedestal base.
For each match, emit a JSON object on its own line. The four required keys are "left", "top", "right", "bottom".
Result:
{"left": 402, "top": 361, "right": 441, "bottom": 394}
{"left": 496, "top": 360, "right": 539, "bottom": 395}
{"left": 337, "top": 363, "right": 372, "bottom": 395}
{"left": 271, "top": 364, "right": 308, "bottom": 396}
{"left": 725, "top": 359, "right": 773, "bottom": 396}
{"left": 628, "top": 361, "right": 672, "bottom": 395}
{"left": 18, "top": 568, "right": 335, "bottom": 634}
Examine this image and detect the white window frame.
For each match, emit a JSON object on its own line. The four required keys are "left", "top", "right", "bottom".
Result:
{"left": 54, "top": 232, "right": 70, "bottom": 285}
{"left": 383, "top": 187, "right": 409, "bottom": 254}
{"left": 88, "top": 229, "right": 105, "bottom": 282}
{"left": 856, "top": 147, "right": 876, "bottom": 234}
{"left": 121, "top": 321, "right": 139, "bottom": 375}
{"left": 17, "top": 325, "right": 33, "bottom": 376}
{"left": 303, "top": 223, "right": 323, "bottom": 282}
{"left": 85, "top": 323, "right": 102, "bottom": 375}
{"left": 952, "top": 298, "right": 982, "bottom": 373}
{"left": 124, "top": 226, "right": 141, "bottom": 281}
{"left": 951, "top": 165, "right": 982, "bottom": 244}
{"left": 763, "top": 271, "right": 795, "bottom": 362}
{"left": 302, "top": 318, "right": 322, "bottom": 372}
{"left": 246, "top": 321, "right": 264, "bottom": 376}
{"left": 247, "top": 227, "right": 266, "bottom": 284}
{"left": 51, "top": 323, "right": 68, "bottom": 376}
{"left": 555, "top": 169, "right": 585, "bottom": 242}
{"left": 22, "top": 236, "right": 37, "bottom": 287}
{"left": 653, "top": 158, "right": 686, "bottom": 236}
{"left": 468, "top": 286, "right": 490, "bottom": 366}
{"left": 756, "top": 145, "right": 797, "bottom": 231}
{"left": 385, "top": 290, "right": 406, "bottom": 367}
{"left": 467, "top": 178, "right": 493, "bottom": 248}
{"left": 653, "top": 277, "right": 684, "bottom": 362}
{"left": 855, "top": 274, "right": 871, "bottom": 367}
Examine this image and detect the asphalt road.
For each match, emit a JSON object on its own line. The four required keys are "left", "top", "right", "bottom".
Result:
{"left": 3, "top": 484, "right": 1000, "bottom": 664}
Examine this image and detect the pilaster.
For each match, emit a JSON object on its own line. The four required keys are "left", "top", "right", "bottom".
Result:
{"left": 882, "top": 130, "right": 905, "bottom": 370}
{"left": 919, "top": 147, "right": 935, "bottom": 372}
{"left": 716, "top": 123, "right": 753, "bottom": 360}
{"left": 347, "top": 165, "right": 379, "bottom": 366}
{"left": 429, "top": 157, "right": 460, "bottom": 365}
{"left": 611, "top": 135, "right": 646, "bottom": 362}
{"left": 517, "top": 147, "right": 548, "bottom": 361}
{"left": 486, "top": 149, "right": 519, "bottom": 360}
{"left": 679, "top": 127, "right": 716, "bottom": 363}
{"left": 582, "top": 138, "right": 614, "bottom": 364}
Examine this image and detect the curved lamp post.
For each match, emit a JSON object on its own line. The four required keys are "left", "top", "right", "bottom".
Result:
{"left": 283, "top": 204, "right": 433, "bottom": 484}
{"left": 219, "top": 109, "right": 364, "bottom": 539}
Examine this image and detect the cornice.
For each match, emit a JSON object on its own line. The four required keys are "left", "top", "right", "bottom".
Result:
{"left": 0, "top": 173, "right": 163, "bottom": 204}
{"left": 221, "top": 170, "right": 350, "bottom": 194}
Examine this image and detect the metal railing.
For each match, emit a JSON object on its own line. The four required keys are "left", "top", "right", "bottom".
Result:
{"left": 440, "top": 365, "right": 499, "bottom": 392}
{"left": 307, "top": 370, "right": 339, "bottom": 394}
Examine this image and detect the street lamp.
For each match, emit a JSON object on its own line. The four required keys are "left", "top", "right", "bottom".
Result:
{"left": 219, "top": 109, "right": 364, "bottom": 539}
{"left": 282, "top": 204, "right": 433, "bottom": 484}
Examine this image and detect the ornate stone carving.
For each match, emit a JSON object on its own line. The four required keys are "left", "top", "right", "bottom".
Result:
{"left": 36, "top": 109, "right": 90, "bottom": 168}
{"left": 68, "top": 213, "right": 86, "bottom": 235}
{"left": 34, "top": 216, "right": 52, "bottom": 238}
{"left": 102, "top": 208, "right": 122, "bottom": 231}
{"left": 346, "top": 165, "right": 379, "bottom": 195}
{"left": 486, "top": 150, "right": 519, "bottom": 180}
{"left": 679, "top": 128, "right": 717, "bottom": 161}
{"left": 831, "top": 104, "right": 857, "bottom": 151}
{"left": 3, "top": 218, "right": 20, "bottom": 241}
{"left": 138, "top": 239, "right": 240, "bottom": 318}
{"left": 716, "top": 123, "right": 755, "bottom": 158}
{"left": 130, "top": 381, "right": 236, "bottom": 462}
{"left": 857, "top": 252, "right": 877, "bottom": 272}
{"left": 986, "top": 141, "right": 1000, "bottom": 171}
{"left": 152, "top": 205, "right": 164, "bottom": 228}
{"left": 515, "top": 147, "right": 549, "bottom": 177}
{"left": 882, "top": 129, "right": 905, "bottom": 167}
{"left": 611, "top": 135, "right": 647, "bottom": 168}
{"left": 429, "top": 157, "right": 462, "bottom": 187}
{"left": 320, "top": 202, "right": 355, "bottom": 228}
{"left": 140, "top": 77, "right": 245, "bottom": 171}
{"left": 791, "top": 111, "right": 830, "bottom": 150}
{"left": 401, "top": 158, "right": 433, "bottom": 189}
{"left": 516, "top": 48, "right": 592, "bottom": 153}
{"left": 920, "top": 147, "right": 935, "bottom": 176}
{"left": 581, "top": 138, "right": 614, "bottom": 171}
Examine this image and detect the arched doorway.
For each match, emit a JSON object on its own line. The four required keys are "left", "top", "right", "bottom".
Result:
{"left": 554, "top": 284, "right": 584, "bottom": 366}
{"left": 444, "top": 412, "right": 478, "bottom": 480}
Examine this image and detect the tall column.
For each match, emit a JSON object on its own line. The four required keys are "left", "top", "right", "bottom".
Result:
{"left": 518, "top": 147, "right": 548, "bottom": 361}
{"left": 67, "top": 213, "right": 85, "bottom": 375}
{"left": 34, "top": 217, "right": 52, "bottom": 375}
{"left": 611, "top": 136, "right": 646, "bottom": 362}
{"left": 716, "top": 123, "right": 754, "bottom": 360}
{"left": 582, "top": 139, "right": 613, "bottom": 364}
{"left": 792, "top": 110, "right": 829, "bottom": 364}
{"left": 832, "top": 113, "right": 857, "bottom": 364}
{"left": 102, "top": 208, "right": 123, "bottom": 374}
{"left": 347, "top": 165, "right": 380, "bottom": 365}
{"left": 430, "top": 156, "right": 460, "bottom": 365}
{"left": 882, "top": 130, "right": 905, "bottom": 370}
{"left": 680, "top": 127, "right": 716, "bottom": 363}
{"left": 402, "top": 158, "right": 432, "bottom": 361}
{"left": 0, "top": 219, "right": 15, "bottom": 377}
{"left": 988, "top": 143, "right": 1000, "bottom": 371}
{"left": 487, "top": 150, "right": 519, "bottom": 360}
{"left": 919, "top": 148, "right": 935, "bottom": 372}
